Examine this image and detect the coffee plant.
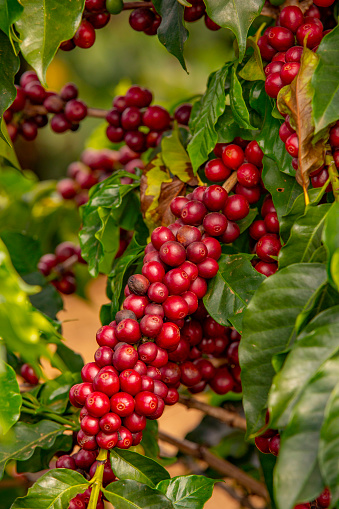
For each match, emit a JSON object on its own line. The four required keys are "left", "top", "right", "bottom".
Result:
{"left": 0, "top": 0, "right": 339, "bottom": 508}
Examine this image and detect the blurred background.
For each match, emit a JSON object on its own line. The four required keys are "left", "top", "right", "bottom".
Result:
{"left": 14, "top": 12, "right": 234, "bottom": 180}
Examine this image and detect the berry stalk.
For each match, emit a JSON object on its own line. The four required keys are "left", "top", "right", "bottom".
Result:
{"left": 88, "top": 449, "right": 108, "bottom": 509}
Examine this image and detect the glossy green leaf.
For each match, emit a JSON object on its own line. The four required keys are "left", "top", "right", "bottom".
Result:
{"left": 103, "top": 479, "right": 174, "bottom": 509}
{"left": 279, "top": 188, "right": 321, "bottom": 242}
{"left": 16, "top": 433, "right": 73, "bottom": 474}
{"left": 204, "top": 0, "right": 264, "bottom": 61}
{"left": 0, "top": 32, "right": 20, "bottom": 139}
{"left": 203, "top": 254, "right": 265, "bottom": 333}
{"left": 0, "top": 0, "right": 23, "bottom": 37}
{"left": 237, "top": 207, "right": 257, "bottom": 234}
{"left": 24, "top": 272, "right": 63, "bottom": 320}
{"left": 0, "top": 361, "right": 21, "bottom": 437}
{"left": 322, "top": 201, "right": 339, "bottom": 290}
{"left": 15, "top": 0, "right": 85, "bottom": 84}
{"left": 238, "top": 36, "right": 265, "bottom": 82}
{"left": 230, "top": 64, "right": 256, "bottom": 130}
{"left": 239, "top": 263, "right": 327, "bottom": 436}
{"left": 152, "top": 0, "right": 188, "bottom": 71}
{"left": 110, "top": 449, "right": 170, "bottom": 488}
{"left": 269, "top": 306, "right": 339, "bottom": 428}
{"left": 39, "top": 373, "right": 78, "bottom": 414}
{"left": 312, "top": 25, "right": 339, "bottom": 135}
{"left": 161, "top": 126, "right": 196, "bottom": 185}
{"left": 215, "top": 106, "right": 249, "bottom": 144}
{"left": 274, "top": 352, "right": 339, "bottom": 509}
{"left": 0, "top": 420, "right": 67, "bottom": 479}
{"left": 319, "top": 380, "right": 339, "bottom": 505}
{"left": 278, "top": 203, "right": 331, "bottom": 269}
{"left": 188, "top": 64, "right": 230, "bottom": 173}
{"left": 11, "top": 469, "right": 88, "bottom": 508}
{"left": 249, "top": 82, "right": 294, "bottom": 176}
{"left": 261, "top": 156, "right": 302, "bottom": 223}
{"left": 79, "top": 174, "right": 140, "bottom": 277}
{"left": 54, "top": 343, "right": 84, "bottom": 374}
{"left": 140, "top": 420, "right": 160, "bottom": 459}
{"left": 156, "top": 475, "right": 217, "bottom": 509}
{"left": 0, "top": 232, "right": 41, "bottom": 275}
{"left": 0, "top": 239, "right": 59, "bottom": 366}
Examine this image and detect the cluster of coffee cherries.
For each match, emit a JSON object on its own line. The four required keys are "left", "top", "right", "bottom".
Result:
{"left": 5, "top": 72, "right": 88, "bottom": 142}
{"left": 56, "top": 145, "right": 145, "bottom": 206}
{"left": 60, "top": 0, "right": 122, "bottom": 51}
{"left": 38, "top": 241, "right": 85, "bottom": 295}
{"left": 259, "top": 2, "right": 335, "bottom": 186}
{"left": 128, "top": 1, "right": 221, "bottom": 36}
{"left": 204, "top": 138, "right": 281, "bottom": 274}
{"left": 105, "top": 84, "right": 192, "bottom": 153}
{"left": 56, "top": 451, "right": 115, "bottom": 508}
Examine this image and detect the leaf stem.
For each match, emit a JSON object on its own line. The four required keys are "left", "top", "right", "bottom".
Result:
{"left": 21, "top": 406, "right": 77, "bottom": 428}
{"left": 88, "top": 449, "right": 108, "bottom": 509}
{"left": 178, "top": 395, "right": 247, "bottom": 430}
{"left": 303, "top": 183, "right": 310, "bottom": 206}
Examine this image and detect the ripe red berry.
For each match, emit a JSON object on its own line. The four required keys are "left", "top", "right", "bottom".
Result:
{"left": 203, "top": 212, "right": 228, "bottom": 236}
{"left": 279, "top": 6, "right": 303, "bottom": 33}
{"left": 249, "top": 220, "right": 267, "bottom": 240}
{"left": 316, "top": 487, "right": 331, "bottom": 508}
{"left": 151, "top": 226, "right": 175, "bottom": 249}
{"left": 258, "top": 34, "right": 277, "bottom": 61}
{"left": 221, "top": 144, "right": 245, "bottom": 170}
{"left": 285, "top": 133, "right": 299, "bottom": 157}
{"left": 156, "top": 322, "right": 180, "bottom": 349}
{"left": 188, "top": 276, "right": 207, "bottom": 299}
{"left": 267, "top": 26, "right": 295, "bottom": 52}
{"left": 223, "top": 194, "right": 249, "bottom": 221}
{"left": 106, "top": 125, "right": 124, "bottom": 143}
{"left": 74, "top": 449, "right": 98, "bottom": 469}
{"left": 93, "top": 369, "right": 120, "bottom": 397}
{"left": 279, "top": 121, "right": 295, "bottom": 142}
{"left": 184, "top": 2, "right": 205, "bottom": 21}
{"left": 181, "top": 200, "right": 207, "bottom": 226}
{"left": 85, "top": 392, "right": 110, "bottom": 417}
{"left": 296, "top": 21, "right": 323, "bottom": 49}
{"left": 256, "top": 234, "right": 282, "bottom": 262}
{"left": 203, "top": 185, "right": 228, "bottom": 211}
{"left": 176, "top": 225, "right": 201, "bottom": 247}
{"left": 110, "top": 392, "right": 135, "bottom": 417}
{"left": 163, "top": 295, "right": 189, "bottom": 321}
{"left": 202, "top": 237, "right": 222, "bottom": 260}
{"left": 147, "top": 282, "right": 168, "bottom": 303}
{"left": 264, "top": 212, "right": 280, "bottom": 234}
{"left": 74, "top": 20, "right": 96, "bottom": 48}
{"left": 94, "top": 346, "right": 113, "bottom": 367}
{"left": 180, "top": 361, "right": 202, "bottom": 387}
{"left": 265, "top": 72, "right": 284, "bottom": 98}
{"left": 197, "top": 257, "right": 219, "bottom": 278}
{"left": 123, "top": 412, "right": 147, "bottom": 433}
{"left": 113, "top": 343, "right": 138, "bottom": 371}
{"left": 96, "top": 325, "right": 118, "bottom": 348}
{"left": 281, "top": 62, "right": 300, "bottom": 85}
{"left": 129, "top": 7, "right": 154, "bottom": 31}
{"left": 73, "top": 382, "right": 93, "bottom": 406}
{"left": 119, "top": 369, "right": 142, "bottom": 395}
{"left": 164, "top": 387, "right": 179, "bottom": 405}
{"left": 145, "top": 303, "right": 164, "bottom": 318}
{"left": 209, "top": 366, "right": 234, "bottom": 394}
{"left": 138, "top": 342, "right": 158, "bottom": 363}
{"left": 134, "top": 391, "right": 158, "bottom": 415}
{"left": 65, "top": 99, "right": 87, "bottom": 122}
{"left": 182, "top": 290, "right": 198, "bottom": 314}
{"left": 81, "top": 362, "right": 101, "bottom": 383}
{"left": 174, "top": 103, "right": 192, "bottom": 125}
{"left": 143, "top": 105, "right": 171, "bottom": 131}
{"left": 99, "top": 412, "right": 121, "bottom": 433}
{"left": 20, "top": 364, "right": 39, "bottom": 385}
{"left": 265, "top": 61, "right": 284, "bottom": 77}
{"left": 186, "top": 241, "right": 207, "bottom": 264}
{"left": 125, "top": 85, "right": 152, "bottom": 108}
{"left": 123, "top": 294, "right": 149, "bottom": 319}
{"left": 56, "top": 455, "right": 76, "bottom": 469}
{"left": 159, "top": 241, "right": 186, "bottom": 266}
{"left": 237, "top": 163, "right": 261, "bottom": 187}
{"left": 220, "top": 221, "right": 240, "bottom": 243}
{"left": 81, "top": 415, "right": 100, "bottom": 436}
{"left": 77, "top": 430, "right": 97, "bottom": 450}
{"left": 204, "top": 158, "right": 231, "bottom": 182}
{"left": 11, "top": 86, "right": 26, "bottom": 112}
{"left": 255, "top": 261, "right": 278, "bottom": 277}
{"left": 96, "top": 430, "right": 118, "bottom": 449}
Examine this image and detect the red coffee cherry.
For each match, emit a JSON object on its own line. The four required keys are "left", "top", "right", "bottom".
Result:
{"left": 85, "top": 392, "right": 110, "bottom": 417}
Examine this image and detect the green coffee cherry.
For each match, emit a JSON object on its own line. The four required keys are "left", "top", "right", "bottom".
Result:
{"left": 106, "top": 0, "right": 124, "bottom": 15}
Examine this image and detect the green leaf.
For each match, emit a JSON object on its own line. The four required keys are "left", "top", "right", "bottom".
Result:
{"left": 103, "top": 479, "right": 174, "bottom": 509}
{"left": 0, "top": 239, "right": 60, "bottom": 366}
{"left": 152, "top": 0, "right": 188, "bottom": 71}
{"left": 11, "top": 469, "right": 88, "bottom": 508}
{"left": 15, "top": 0, "right": 85, "bottom": 84}
{"left": 0, "top": 420, "right": 68, "bottom": 479}
{"left": 274, "top": 352, "right": 339, "bottom": 509}
{"left": 24, "top": 272, "right": 63, "bottom": 320}
{"left": 188, "top": 64, "right": 230, "bottom": 173}
{"left": 322, "top": 201, "right": 339, "bottom": 290}
{"left": 0, "top": 232, "right": 41, "bottom": 275}
{"left": 0, "top": 0, "right": 23, "bottom": 37}
{"left": 230, "top": 64, "right": 256, "bottom": 130}
{"left": 140, "top": 419, "right": 160, "bottom": 459}
{"left": 239, "top": 263, "right": 327, "bottom": 436}
{"left": 16, "top": 433, "right": 72, "bottom": 474}
{"left": 156, "top": 475, "right": 217, "bottom": 509}
{"left": 261, "top": 156, "right": 302, "bottom": 223}
{"left": 268, "top": 306, "right": 339, "bottom": 429}
{"left": 238, "top": 37, "right": 265, "bottom": 82}
{"left": 204, "top": 0, "right": 265, "bottom": 61}
{"left": 0, "top": 361, "right": 21, "bottom": 437}
{"left": 279, "top": 188, "right": 321, "bottom": 242}
{"left": 312, "top": 25, "right": 339, "bottom": 135}
{"left": 203, "top": 254, "right": 265, "bottom": 333}
{"left": 249, "top": 82, "right": 294, "bottom": 176}
{"left": 109, "top": 449, "right": 170, "bottom": 488}
{"left": 319, "top": 380, "right": 339, "bottom": 505}
{"left": 278, "top": 203, "right": 331, "bottom": 269}
{"left": 237, "top": 207, "right": 257, "bottom": 234}
{"left": 161, "top": 126, "right": 196, "bottom": 185}
{"left": 79, "top": 174, "right": 140, "bottom": 277}
{"left": 39, "top": 373, "right": 78, "bottom": 414}
{"left": 54, "top": 343, "right": 84, "bottom": 374}
{"left": 0, "top": 32, "right": 20, "bottom": 138}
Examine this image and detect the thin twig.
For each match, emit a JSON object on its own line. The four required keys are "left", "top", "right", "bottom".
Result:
{"left": 158, "top": 430, "right": 269, "bottom": 500}
{"left": 223, "top": 171, "right": 238, "bottom": 193}
{"left": 178, "top": 395, "right": 247, "bottom": 431}
{"left": 86, "top": 107, "right": 109, "bottom": 119}
{"left": 122, "top": 1, "right": 153, "bottom": 9}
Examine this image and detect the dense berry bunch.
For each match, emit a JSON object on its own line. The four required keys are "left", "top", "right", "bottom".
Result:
{"left": 5, "top": 73, "right": 87, "bottom": 142}
{"left": 259, "top": 2, "right": 335, "bottom": 184}
{"left": 56, "top": 145, "right": 145, "bottom": 206}
{"left": 105, "top": 85, "right": 192, "bottom": 153}
{"left": 56, "top": 451, "right": 115, "bottom": 508}
{"left": 38, "top": 241, "right": 85, "bottom": 295}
